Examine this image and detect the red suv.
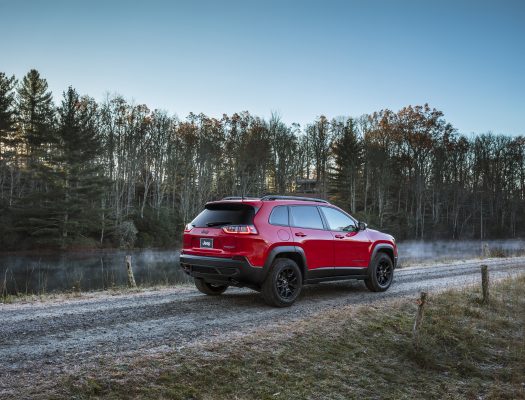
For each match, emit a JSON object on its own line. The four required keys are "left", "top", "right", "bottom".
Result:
{"left": 180, "top": 196, "right": 397, "bottom": 307}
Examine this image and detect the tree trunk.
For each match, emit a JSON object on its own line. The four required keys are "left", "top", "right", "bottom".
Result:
{"left": 126, "top": 255, "right": 137, "bottom": 288}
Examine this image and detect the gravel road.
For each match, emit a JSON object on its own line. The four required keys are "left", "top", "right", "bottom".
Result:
{"left": 1, "top": 257, "right": 524, "bottom": 395}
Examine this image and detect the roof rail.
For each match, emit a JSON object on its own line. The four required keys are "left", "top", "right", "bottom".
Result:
{"left": 260, "top": 195, "right": 329, "bottom": 204}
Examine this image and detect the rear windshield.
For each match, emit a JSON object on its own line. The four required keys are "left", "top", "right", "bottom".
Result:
{"left": 190, "top": 203, "right": 256, "bottom": 228}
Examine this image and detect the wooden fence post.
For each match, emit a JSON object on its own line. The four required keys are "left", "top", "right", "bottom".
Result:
{"left": 1, "top": 268, "right": 7, "bottom": 299}
{"left": 126, "top": 255, "right": 137, "bottom": 288}
{"left": 481, "top": 265, "right": 489, "bottom": 304}
{"left": 413, "top": 291, "right": 427, "bottom": 349}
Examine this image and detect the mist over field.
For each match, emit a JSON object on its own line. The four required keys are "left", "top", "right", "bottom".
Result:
{"left": 1, "top": 239, "right": 523, "bottom": 295}
{"left": 397, "top": 239, "right": 525, "bottom": 266}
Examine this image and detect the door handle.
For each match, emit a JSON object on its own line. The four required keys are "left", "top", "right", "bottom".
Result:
{"left": 335, "top": 234, "right": 344, "bottom": 239}
{"left": 295, "top": 232, "right": 307, "bottom": 237}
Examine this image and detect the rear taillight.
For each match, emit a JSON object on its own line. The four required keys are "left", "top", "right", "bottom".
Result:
{"left": 184, "top": 223, "right": 193, "bottom": 232}
{"left": 222, "top": 225, "right": 258, "bottom": 234}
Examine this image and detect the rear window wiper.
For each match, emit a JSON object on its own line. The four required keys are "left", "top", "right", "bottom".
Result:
{"left": 206, "top": 221, "right": 232, "bottom": 227}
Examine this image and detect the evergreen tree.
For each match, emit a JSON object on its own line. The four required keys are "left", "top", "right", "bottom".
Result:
{"left": 0, "top": 72, "right": 17, "bottom": 156}
{"left": 0, "top": 72, "right": 17, "bottom": 194}
{"left": 0, "top": 73, "right": 17, "bottom": 245}
{"left": 17, "top": 69, "right": 55, "bottom": 165}
{"left": 55, "top": 87, "right": 106, "bottom": 246}
{"left": 13, "top": 70, "right": 58, "bottom": 247}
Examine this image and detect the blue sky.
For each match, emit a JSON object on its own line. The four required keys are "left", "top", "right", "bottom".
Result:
{"left": 1, "top": 0, "right": 524, "bottom": 135}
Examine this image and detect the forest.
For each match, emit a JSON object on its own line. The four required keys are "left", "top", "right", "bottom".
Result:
{"left": 0, "top": 69, "right": 524, "bottom": 250}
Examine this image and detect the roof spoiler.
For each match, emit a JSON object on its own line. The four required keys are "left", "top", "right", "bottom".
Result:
{"left": 260, "top": 195, "right": 329, "bottom": 204}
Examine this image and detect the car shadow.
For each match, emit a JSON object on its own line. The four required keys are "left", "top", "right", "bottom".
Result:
{"left": 190, "top": 279, "right": 372, "bottom": 310}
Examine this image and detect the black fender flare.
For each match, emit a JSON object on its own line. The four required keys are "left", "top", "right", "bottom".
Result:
{"left": 263, "top": 245, "right": 308, "bottom": 282}
{"left": 369, "top": 243, "right": 396, "bottom": 269}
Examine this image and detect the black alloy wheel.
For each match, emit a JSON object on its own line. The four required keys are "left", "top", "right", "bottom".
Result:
{"left": 262, "top": 258, "right": 303, "bottom": 307}
{"left": 365, "top": 252, "right": 394, "bottom": 292}
{"left": 276, "top": 266, "right": 299, "bottom": 299}
{"left": 376, "top": 259, "right": 393, "bottom": 287}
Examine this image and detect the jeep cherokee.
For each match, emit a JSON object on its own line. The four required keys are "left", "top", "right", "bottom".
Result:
{"left": 180, "top": 195, "right": 397, "bottom": 307}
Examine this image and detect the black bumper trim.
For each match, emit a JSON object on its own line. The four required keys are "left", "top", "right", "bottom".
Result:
{"left": 179, "top": 254, "right": 267, "bottom": 287}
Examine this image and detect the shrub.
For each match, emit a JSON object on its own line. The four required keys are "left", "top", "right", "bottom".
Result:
{"left": 115, "top": 220, "right": 138, "bottom": 248}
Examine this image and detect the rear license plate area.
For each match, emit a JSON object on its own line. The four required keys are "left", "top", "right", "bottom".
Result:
{"left": 200, "top": 238, "right": 213, "bottom": 249}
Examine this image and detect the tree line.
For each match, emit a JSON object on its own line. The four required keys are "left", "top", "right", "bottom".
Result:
{"left": 0, "top": 69, "right": 523, "bottom": 250}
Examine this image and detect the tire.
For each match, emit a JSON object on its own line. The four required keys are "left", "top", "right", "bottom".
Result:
{"left": 194, "top": 278, "right": 228, "bottom": 296}
{"left": 364, "top": 252, "right": 394, "bottom": 292}
{"left": 262, "top": 258, "right": 303, "bottom": 307}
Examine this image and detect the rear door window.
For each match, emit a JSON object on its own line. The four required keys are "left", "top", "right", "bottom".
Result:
{"left": 269, "top": 206, "right": 289, "bottom": 226}
{"left": 289, "top": 206, "right": 324, "bottom": 230}
{"left": 190, "top": 204, "right": 255, "bottom": 228}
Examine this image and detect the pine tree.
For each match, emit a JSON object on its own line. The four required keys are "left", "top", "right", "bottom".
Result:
{"left": 0, "top": 73, "right": 18, "bottom": 245}
{"left": 17, "top": 69, "right": 55, "bottom": 165}
{"left": 55, "top": 87, "right": 106, "bottom": 246}
{"left": 0, "top": 72, "right": 17, "bottom": 193}
{"left": 0, "top": 72, "right": 17, "bottom": 155}
{"left": 13, "top": 70, "right": 58, "bottom": 247}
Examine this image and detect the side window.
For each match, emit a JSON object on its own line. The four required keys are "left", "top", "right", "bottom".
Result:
{"left": 321, "top": 207, "right": 356, "bottom": 231}
{"left": 269, "top": 206, "right": 289, "bottom": 226}
{"left": 289, "top": 206, "right": 324, "bottom": 230}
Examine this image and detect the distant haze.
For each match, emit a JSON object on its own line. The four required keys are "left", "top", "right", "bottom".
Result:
{"left": 1, "top": 241, "right": 524, "bottom": 294}
{"left": 398, "top": 239, "right": 525, "bottom": 266}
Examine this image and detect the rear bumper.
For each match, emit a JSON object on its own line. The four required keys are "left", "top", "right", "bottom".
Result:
{"left": 179, "top": 254, "right": 266, "bottom": 287}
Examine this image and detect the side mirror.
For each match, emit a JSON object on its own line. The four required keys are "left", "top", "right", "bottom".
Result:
{"left": 358, "top": 221, "right": 367, "bottom": 231}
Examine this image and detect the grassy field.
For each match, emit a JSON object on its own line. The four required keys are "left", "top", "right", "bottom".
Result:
{"left": 57, "top": 275, "right": 525, "bottom": 400}
{"left": 0, "top": 282, "right": 196, "bottom": 305}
